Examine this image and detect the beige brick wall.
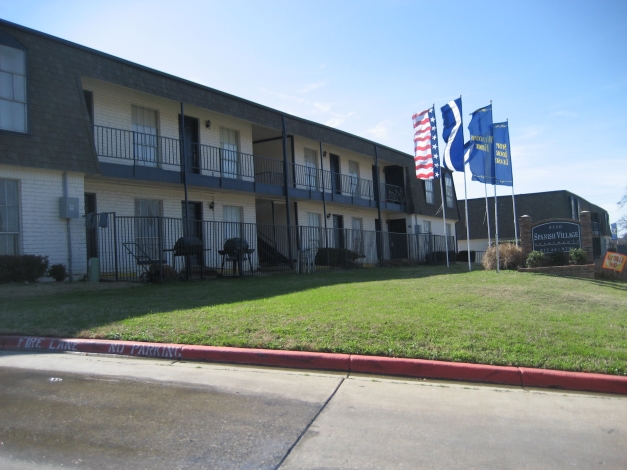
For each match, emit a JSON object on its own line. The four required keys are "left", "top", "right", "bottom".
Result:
{"left": 1, "top": 165, "right": 86, "bottom": 279}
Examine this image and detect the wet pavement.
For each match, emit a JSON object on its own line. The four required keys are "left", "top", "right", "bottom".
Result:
{"left": 1, "top": 351, "right": 626, "bottom": 469}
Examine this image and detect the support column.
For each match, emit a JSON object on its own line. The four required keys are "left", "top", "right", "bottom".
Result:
{"left": 580, "top": 211, "right": 594, "bottom": 262}
{"left": 519, "top": 215, "right": 532, "bottom": 259}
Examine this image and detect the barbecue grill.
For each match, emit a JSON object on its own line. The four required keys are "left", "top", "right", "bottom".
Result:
{"left": 173, "top": 236, "right": 203, "bottom": 256}
{"left": 219, "top": 238, "right": 254, "bottom": 277}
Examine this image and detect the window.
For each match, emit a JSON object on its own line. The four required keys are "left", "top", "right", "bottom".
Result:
{"left": 307, "top": 212, "right": 322, "bottom": 248}
{"left": 445, "top": 174, "right": 454, "bottom": 208}
{"left": 0, "top": 179, "right": 19, "bottom": 254}
{"left": 223, "top": 205, "right": 243, "bottom": 240}
{"left": 425, "top": 179, "right": 434, "bottom": 204}
{"left": 570, "top": 196, "right": 580, "bottom": 220}
{"left": 134, "top": 199, "right": 162, "bottom": 260}
{"left": 423, "top": 221, "right": 431, "bottom": 233}
{"left": 132, "top": 106, "right": 158, "bottom": 167}
{"left": 304, "top": 148, "right": 318, "bottom": 189}
{"left": 0, "top": 43, "right": 27, "bottom": 133}
{"left": 221, "top": 128, "right": 239, "bottom": 178}
{"left": 351, "top": 217, "right": 363, "bottom": 254}
{"left": 446, "top": 223, "right": 452, "bottom": 238}
{"left": 349, "top": 161, "right": 359, "bottom": 195}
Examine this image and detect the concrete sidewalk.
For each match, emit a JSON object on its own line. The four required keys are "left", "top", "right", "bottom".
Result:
{"left": 1, "top": 351, "right": 626, "bottom": 469}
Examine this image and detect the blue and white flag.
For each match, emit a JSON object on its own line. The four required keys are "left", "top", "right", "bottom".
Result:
{"left": 467, "top": 104, "right": 495, "bottom": 184}
{"left": 611, "top": 223, "right": 618, "bottom": 240}
{"left": 492, "top": 122, "right": 513, "bottom": 186}
{"left": 440, "top": 98, "right": 465, "bottom": 172}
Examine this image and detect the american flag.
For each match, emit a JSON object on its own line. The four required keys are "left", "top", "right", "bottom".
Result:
{"left": 412, "top": 107, "right": 440, "bottom": 179}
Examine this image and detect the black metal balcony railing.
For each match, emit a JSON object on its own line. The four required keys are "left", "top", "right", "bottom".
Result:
{"left": 288, "top": 162, "right": 405, "bottom": 204}
{"left": 94, "top": 125, "right": 405, "bottom": 205}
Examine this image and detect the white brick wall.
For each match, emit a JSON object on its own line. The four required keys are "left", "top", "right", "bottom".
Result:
{"left": 0, "top": 165, "right": 86, "bottom": 279}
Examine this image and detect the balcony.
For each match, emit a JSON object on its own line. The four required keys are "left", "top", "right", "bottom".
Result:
{"left": 93, "top": 125, "right": 405, "bottom": 210}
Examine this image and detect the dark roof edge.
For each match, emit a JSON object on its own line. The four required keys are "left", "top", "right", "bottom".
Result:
{"left": 0, "top": 18, "right": 413, "bottom": 162}
{"left": 462, "top": 189, "right": 608, "bottom": 212}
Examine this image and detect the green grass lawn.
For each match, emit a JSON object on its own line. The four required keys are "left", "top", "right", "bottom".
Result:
{"left": 1, "top": 266, "right": 626, "bottom": 375}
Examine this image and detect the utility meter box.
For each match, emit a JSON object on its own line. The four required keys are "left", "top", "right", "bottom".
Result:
{"left": 59, "top": 197, "right": 79, "bottom": 219}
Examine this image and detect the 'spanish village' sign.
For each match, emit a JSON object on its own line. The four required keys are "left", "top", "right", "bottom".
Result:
{"left": 532, "top": 222, "right": 581, "bottom": 253}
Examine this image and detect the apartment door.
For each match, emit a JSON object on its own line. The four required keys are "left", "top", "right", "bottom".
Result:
{"left": 330, "top": 154, "right": 341, "bottom": 194}
{"left": 333, "top": 214, "right": 344, "bottom": 248}
{"left": 85, "top": 193, "right": 98, "bottom": 259}
{"left": 388, "top": 218, "right": 408, "bottom": 259}
{"left": 180, "top": 115, "right": 200, "bottom": 173}
{"left": 182, "top": 201, "right": 203, "bottom": 265}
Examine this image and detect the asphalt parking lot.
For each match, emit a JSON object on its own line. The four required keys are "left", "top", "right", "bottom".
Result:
{"left": 1, "top": 352, "right": 626, "bottom": 469}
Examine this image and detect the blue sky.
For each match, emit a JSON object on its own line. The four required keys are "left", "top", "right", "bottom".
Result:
{"left": 2, "top": 0, "right": 626, "bottom": 223}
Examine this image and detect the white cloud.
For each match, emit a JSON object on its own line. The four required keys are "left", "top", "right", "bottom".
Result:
{"left": 552, "top": 110, "right": 579, "bottom": 118}
{"left": 365, "top": 120, "right": 393, "bottom": 140}
{"left": 300, "top": 81, "right": 328, "bottom": 93}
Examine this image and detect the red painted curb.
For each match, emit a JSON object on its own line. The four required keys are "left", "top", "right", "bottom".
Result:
{"left": 350, "top": 355, "right": 522, "bottom": 386}
{"left": 2, "top": 335, "right": 627, "bottom": 395}
{"left": 520, "top": 367, "right": 627, "bottom": 395}
{"left": 182, "top": 345, "right": 350, "bottom": 371}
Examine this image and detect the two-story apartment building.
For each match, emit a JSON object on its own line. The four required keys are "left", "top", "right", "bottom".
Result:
{"left": 0, "top": 19, "right": 459, "bottom": 280}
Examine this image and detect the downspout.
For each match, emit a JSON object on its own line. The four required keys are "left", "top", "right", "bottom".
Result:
{"left": 319, "top": 141, "right": 328, "bottom": 245}
{"left": 374, "top": 145, "right": 383, "bottom": 267}
{"left": 62, "top": 172, "right": 73, "bottom": 282}
{"left": 281, "top": 115, "right": 293, "bottom": 265}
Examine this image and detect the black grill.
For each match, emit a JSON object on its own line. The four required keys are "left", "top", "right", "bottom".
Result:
{"left": 173, "top": 236, "right": 203, "bottom": 256}
{"left": 222, "top": 238, "right": 249, "bottom": 256}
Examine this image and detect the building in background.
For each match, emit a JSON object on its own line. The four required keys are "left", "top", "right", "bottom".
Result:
{"left": 456, "top": 190, "right": 611, "bottom": 259}
{"left": 0, "top": 19, "right": 458, "bottom": 280}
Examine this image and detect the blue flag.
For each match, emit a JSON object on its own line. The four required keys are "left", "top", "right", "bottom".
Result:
{"left": 492, "top": 122, "right": 513, "bottom": 186}
{"left": 440, "top": 98, "right": 465, "bottom": 172}
{"left": 467, "top": 104, "right": 495, "bottom": 184}
{"left": 611, "top": 223, "right": 618, "bottom": 240}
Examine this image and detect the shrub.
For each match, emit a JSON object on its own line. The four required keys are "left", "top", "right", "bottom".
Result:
{"left": 569, "top": 248, "right": 587, "bottom": 265}
{"left": 425, "top": 251, "right": 457, "bottom": 264}
{"left": 315, "top": 248, "right": 360, "bottom": 266}
{"left": 526, "top": 250, "right": 545, "bottom": 268}
{"left": 482, "top": 243, "right": 524, "bottom": 270}
{"left": 456, "top": 250, "right": 476, "bottom": 263}
{"left": 48, "top": 263, "right": 68, "bottom": 282}
{"left": 548, "top": 251, "right": 567, "bottom": 266}
{"left": 0, "top": 255, "right": 49, "bottom": 283}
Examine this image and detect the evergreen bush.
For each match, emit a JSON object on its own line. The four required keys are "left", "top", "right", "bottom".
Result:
{"left": 526, "top": 250, "right": 545, "bottom": 268}
{"left": 569, "top": 248, "right": 587, "bottom": 265}
{"left": 0, "top": 255, "right": 49, "bottom": 283}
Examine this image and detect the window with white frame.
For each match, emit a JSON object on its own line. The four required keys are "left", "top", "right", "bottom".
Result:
{"left": 0, "top": 179, "right": 19, "bottom": 255}
{"left": 0, "top": 43, "right": 27, "bottom": 133}
{"left": 349, "top": 160, "right": 359, "bottom": 195}
{"left": 445, "top": 174, "right": 454, "bottom": 208}
{"left": 132, "top": 106, "right": 158, "bottom": 167}
{"left": 446, "top": 223, "right": 452, "bottom": 238}
{"left": 423, "top": 220, "right": 432, "bottom": 233}
{"left": 221, "top": 128, "right": 239, "bottom": 178}
{"left": 223, "top": 205, "right": 243, "bottom": 240}
{"left": 134, "top": 199, "right": 162, "bottom": 259}
{"left": 304, "top": 148, "right": 318, "bottom": 189}
{"left": 425, "top": 179, "right": 434, "bottom": 204}
{"left": 351, "top": 217, "right": 363, "bottom": 254}
{"left": 307, "top": 212, "right": 322, "bottom": 248}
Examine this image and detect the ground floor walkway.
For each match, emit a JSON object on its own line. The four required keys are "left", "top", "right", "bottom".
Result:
{"left": 1, "top": 352, "right": 626, "bottom": 469}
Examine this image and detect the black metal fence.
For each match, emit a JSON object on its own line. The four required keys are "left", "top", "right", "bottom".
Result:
{"left": 91, "top": 214, "right": 456, "bottom": 282}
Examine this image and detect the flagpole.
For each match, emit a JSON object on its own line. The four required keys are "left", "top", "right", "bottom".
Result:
{"left": 434, "top": 104, "right": 450, "bottom": 269}
{"left": 440, "top": 177, "right": 450, "bottom": 268}
{"left": 491, "top": 102, "right": 500, "bottom": 273}
{"left": 507, "top": 119, "right": 519, "bottom": 246}
{"left": 484, "top": 182, "right": 491, "bottom": 247}
{"left": 461, "top": 95, "right": 471, "bottom": 272}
